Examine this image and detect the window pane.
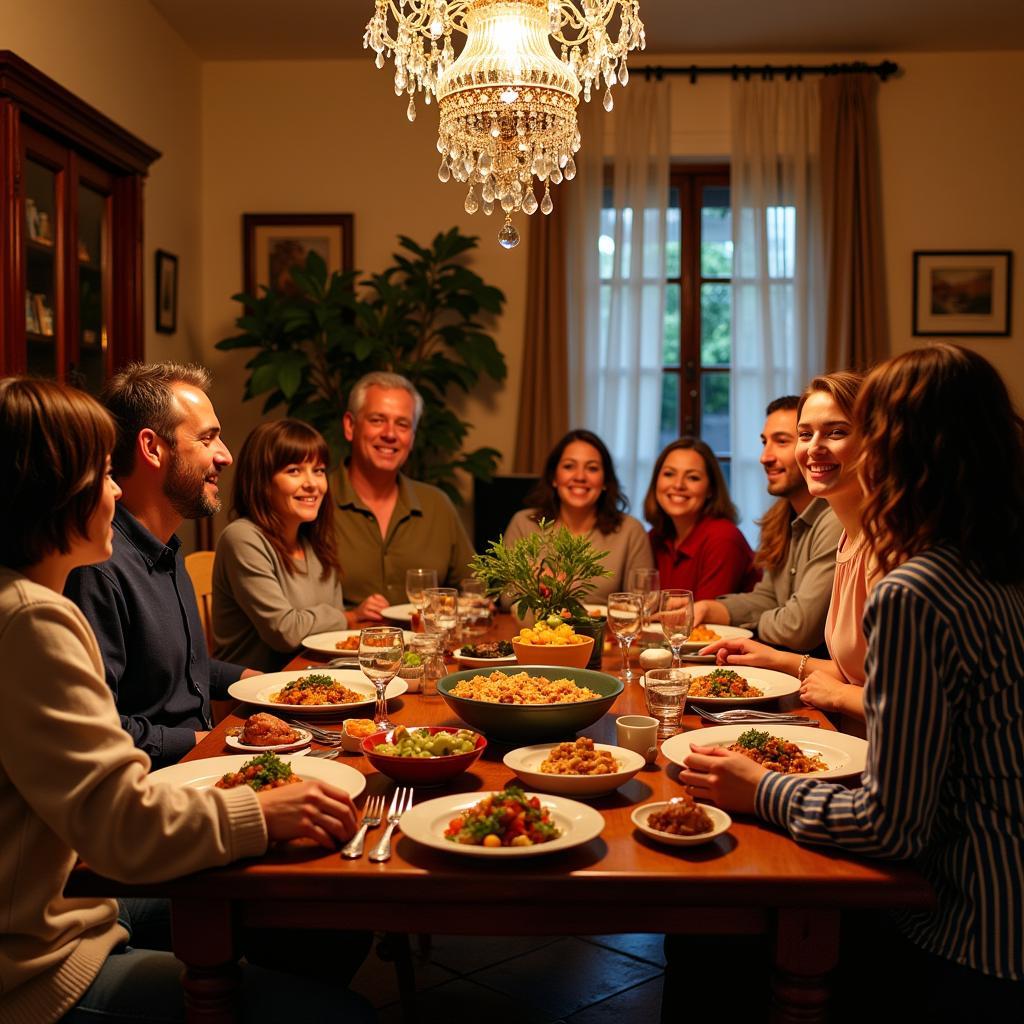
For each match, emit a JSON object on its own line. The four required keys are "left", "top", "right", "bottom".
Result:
{"left": 599, "top": 204, "right": 615, "bottom": 281}
{"left": 766, "top": 205, "right": 796, "bottom": 279}
{"left": 701, "top": 371, "right": 730, "bottom": 457}
{"left": 701, "top": 185, "right": 732, "bottom": 279}
{"left": 663, "top": 283, "right": 680, "bottom": 366}
{"left": 700, "top": 283, "right": 731, "bottom": 367}
{"left": 660, "top": 372, "right": 679, "bottom": 450}
{"left": 666, "top": 185, "right": 681, "bottom": 279}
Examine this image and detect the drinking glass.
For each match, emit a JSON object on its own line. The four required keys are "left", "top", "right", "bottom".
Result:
{"left": 359, "top": 626, "right": 405, "bottom": 728}
{"left": 658, "top": 589, "right": 695, "bottom": 667}
{"left": 422, "top": 586, "right": 459, "bottom": 655}
{"left": 628, "top": 567, "right": 661, "bottom": 632}
{"left": 405, "top": 568, "right": 438, "bottom": 624}
{"left": 606, "top": 591, "right": 643, "bottom": 682}
{"left": 458, "top": 578, "right": 492, "bottom": 637}
{"left": 643, "top": 668, "right": 692, "bottom": 738}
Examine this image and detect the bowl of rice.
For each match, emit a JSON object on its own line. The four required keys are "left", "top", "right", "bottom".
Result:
{"left": 437, "top": 666, "right": 624, "bottom": 741}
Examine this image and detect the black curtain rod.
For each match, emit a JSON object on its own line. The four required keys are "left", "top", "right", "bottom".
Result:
{"left": 640, "top": 60, "right": 899, "bottom": 84}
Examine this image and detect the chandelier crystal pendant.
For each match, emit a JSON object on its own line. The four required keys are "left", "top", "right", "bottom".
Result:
{"left": 364, "top": 0, "right": 645, "bottom": 249}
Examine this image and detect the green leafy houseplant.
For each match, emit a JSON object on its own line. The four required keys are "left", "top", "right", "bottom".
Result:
{"left": 216, "top": 228, "right": 507, "bottom": 504}
{"left": 469, "top": 519, "right": 612, "bottom": 621}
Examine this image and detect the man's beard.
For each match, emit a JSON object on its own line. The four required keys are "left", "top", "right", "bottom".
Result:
{"left": 164, "top": 447, "right": 220, "bottom": 519}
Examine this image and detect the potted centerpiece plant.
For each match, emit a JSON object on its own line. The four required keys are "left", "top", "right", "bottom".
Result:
{"left": 469, "top": 520, "right": 611, "bottom": 669}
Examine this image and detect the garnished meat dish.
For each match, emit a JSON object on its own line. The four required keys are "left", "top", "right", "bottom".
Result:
{"left": 647, "top": 793, "right": 714, "bottom": 835}
{"left": 688, "top": 668, "right": 764, "bottom": 699}
{"left": 729, "top": 729, "right": 827, "bottom": 774}
{"left": 215, "top": 752, "right": 301, "bottom": 791}
{"left": 270, "top": 673, "right": 364, "bottom": 706}
{"left": 239, "top": 713, "right": 300, "bottom": 746}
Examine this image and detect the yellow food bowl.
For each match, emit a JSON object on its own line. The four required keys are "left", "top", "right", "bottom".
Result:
{"left": 512, "top": 635, "right": 595, "bottom": 669}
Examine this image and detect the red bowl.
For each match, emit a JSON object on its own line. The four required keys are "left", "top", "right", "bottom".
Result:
{"left": 361, "top": 726, "right": 487, "bottom": 786}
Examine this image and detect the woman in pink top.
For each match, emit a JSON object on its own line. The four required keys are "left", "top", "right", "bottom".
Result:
{"left": 701, "top": 371, "right": 873, "bottom": 722}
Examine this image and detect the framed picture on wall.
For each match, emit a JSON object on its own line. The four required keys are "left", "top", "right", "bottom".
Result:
{"left": 155, "top": 250, "right": 178, "bottom": 334}
{"left": 912, "top": 250, "right": 1012, "bottom": 337}
{"left": 242, "top": 213, "right": 354, "bottom": 298}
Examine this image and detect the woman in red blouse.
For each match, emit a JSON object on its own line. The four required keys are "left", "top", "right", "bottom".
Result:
{"left": 644, "top": 438, "right": 757, "bottom": 600}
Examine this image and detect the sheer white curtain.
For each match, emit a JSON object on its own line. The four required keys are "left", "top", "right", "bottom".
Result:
{"left": 567, "top": 79, "right": 670, "bottom": 513}
{"left": 731, "top": 79, "right": 825, "bottom": 541}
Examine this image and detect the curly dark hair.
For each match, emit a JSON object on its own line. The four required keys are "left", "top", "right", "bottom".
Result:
{"left": 525, "top": 429, "right": 628, "bottom": 535}
{"left": 230, "top": 419, "right": 341, "bottom": 579}
{"left": 857, "top": 343, "right": 1024, "bottom": 582}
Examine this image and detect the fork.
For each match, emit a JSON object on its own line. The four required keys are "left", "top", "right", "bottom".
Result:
{"left": 285, "top": 719, "right": 343, "bottom": 744}
{"left": 341, "top": 794, "right": 386, "bottom": 859}
{"left": 694, "top": 706, "right": 820, "bottom": 727}
{"left": 307, "top": 748, "right": 341, "bottom": 759}
{"left": 368, "top": 787, "right": 414, "bottom": 863}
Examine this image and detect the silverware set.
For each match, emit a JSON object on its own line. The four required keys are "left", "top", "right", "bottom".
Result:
{"left": 340, "top": 787, "right": 414, "bottom": 861}
{"left": 692, "top": 706, "right": 820, "bottom": 727}
{"left": 285, "top": 719, "right": 344, "bottom": 746}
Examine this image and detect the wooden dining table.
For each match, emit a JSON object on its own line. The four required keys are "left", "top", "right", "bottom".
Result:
{"left": 68, "top": 615, "right": 933, "bottom": 1023}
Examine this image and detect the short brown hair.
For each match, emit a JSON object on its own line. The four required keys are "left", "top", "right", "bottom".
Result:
{"left": 644, "top": 437, "right": 738, "bottom": 539}
{"left": 102, "top": 362, "right": 212, "bottom": 476}
{"left": 796, "top": 370, "right": 864, "bottom": 423}
{"left": 231, "top": 419, "right": 341, "bottom": 579}
{"left": 857, "top": 344, "right": 1024, "bottom": 581}
{"left": 0, "top": 377, "right": 116, "bottom": 569}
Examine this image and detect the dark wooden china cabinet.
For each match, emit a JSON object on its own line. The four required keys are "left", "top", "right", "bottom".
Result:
{"left": 0, "top": 51, "right": 161, "bottom": 390}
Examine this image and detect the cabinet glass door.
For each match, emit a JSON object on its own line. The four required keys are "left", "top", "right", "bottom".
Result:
{"left": 23, "top": 158, "right": 58, "bottom": 377}
{"left": 77, "top": 183, "right": 108, "bottom": 393}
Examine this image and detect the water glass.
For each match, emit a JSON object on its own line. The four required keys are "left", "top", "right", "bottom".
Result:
{"left": 406, "top": 568, "right": 438, "bottom": 622}
{"left": 657, "top": 589, "right": 695, "bottom": 667}
{"left": 458, "top": 578, "right": 492, "bottom": 637}
{"left": 628, "top": 567, "right": 661, "bottom": 631}
{"left": 606, "top": 591, "right": 643, "bottom": 683}
{"left": 359, "top": 626, "right": 405, "bottom": 728}
{"left": 643, "top": 668, "right": 691, "bottom": 738}
{"left": 422, "top": 586, "right": 459, "bottom": 655}
{"left": 408, "top": 633, "right": 444, "bottom": 697}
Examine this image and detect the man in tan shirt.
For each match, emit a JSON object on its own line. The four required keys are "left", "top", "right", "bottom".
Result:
{"left": 336, "top": 372, "right": 475, "bottom": 619}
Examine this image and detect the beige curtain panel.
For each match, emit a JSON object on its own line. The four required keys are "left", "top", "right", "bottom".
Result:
{"left": 820, "top": 74, "right": 889, "bottom": 371}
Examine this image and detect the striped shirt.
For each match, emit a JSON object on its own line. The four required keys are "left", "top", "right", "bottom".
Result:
{"left": 757, "top": 546, "right": 1024, "bottom": 980}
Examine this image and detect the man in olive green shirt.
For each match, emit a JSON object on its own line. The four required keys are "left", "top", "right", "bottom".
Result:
{"left": 335, "top": 372, "right": 475, "bottom": 619}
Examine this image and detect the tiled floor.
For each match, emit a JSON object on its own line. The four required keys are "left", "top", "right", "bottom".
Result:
{"left": 350, "top": 933, "right": 666, "bottom": 1023}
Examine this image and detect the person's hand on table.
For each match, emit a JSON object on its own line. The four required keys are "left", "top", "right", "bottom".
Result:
{"left": 699, "top": 637, "right": 794, "bottom": 675}
{"left": 693, "top": 600, "right": 730, "bottom": 627}
{"left": 352, "top": 593, "right": 389, "bottom": 622}
{"left": 239, "top": 668, "right": 262, "bottom": 679}
{"left": 800, "top": 669, "right": 864, "bottom": 719}
{"left": 194, "top": 730, "right": 209, "bottom": 745}
{"left": 258, "top": 781, "right": 358, "bottom": 849}
{"left": 679, "top": 744, "right": 768, "bottom": 814}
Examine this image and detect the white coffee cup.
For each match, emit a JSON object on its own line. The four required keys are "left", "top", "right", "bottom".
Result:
{"left": 616, "top": 714, "right": 660, "bottom": 764}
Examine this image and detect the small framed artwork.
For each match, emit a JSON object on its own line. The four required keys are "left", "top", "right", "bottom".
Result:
{"left": 242, "top": 213, "right": 354, "bottom": 298}
{"left": 912, "top": 250, "right": 1012, "bottom": 337}
{"left": 155, "top": 249, "right": 178, "bottom": 334}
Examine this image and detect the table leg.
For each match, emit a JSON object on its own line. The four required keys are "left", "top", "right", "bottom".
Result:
{"left": 771, "top": 908, "right": 840, "bottom": 1024}
{"left": 171, "top": 898, "right": 239, "bottom": 1024}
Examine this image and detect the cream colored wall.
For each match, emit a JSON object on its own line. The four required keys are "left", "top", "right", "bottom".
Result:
{"left": 2, "top": 0, "right": 203, "bottom": 366}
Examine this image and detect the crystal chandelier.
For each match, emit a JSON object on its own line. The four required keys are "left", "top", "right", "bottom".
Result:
{"left": 364, "top": 0, "right": 645, "bottom": 249}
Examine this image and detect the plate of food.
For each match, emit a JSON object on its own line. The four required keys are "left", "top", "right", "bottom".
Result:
{"left": 381, "top": 603, "right": 417, "bottom": 623}
{"left": 651, "top": 623, "right": 753, "bottom": 652}
{"left": 640, "top": 665, "right": 800, "bottom": 707}
{"left": 399, "top": 784, "right": 604, "bottom": 857}
{"left": 661, "top": 724, "right": 867, "bottom": 780}
{"left": 302, "top": 629, "right": 415, "bottom": 655}
{"left": 503, "top": 737, "right": 645, "bottom": 797}
{"left": 149, "top": 751, "right": 366, "bottom": 801}
{"left": 225, "top": 712, "right": 312, "bottom": 752}
{"left": 453, "top": 639, "right": 517, "bottom": 668}
{"left": 228, "top": 668, "right": 408, "bottom": 716}
{"left": 631, "top": 795, "right": 731, "bottom": 847}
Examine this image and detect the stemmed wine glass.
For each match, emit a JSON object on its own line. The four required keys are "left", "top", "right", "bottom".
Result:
{"left": 422, "top": 586, "right": 459, "bottom": 655}
{"left": 606, "top": 591, "right": 643, "bottom": 682}
{"left": 628, "top": 567, "right": 661, "bottom": 632}
{"left": 359, "top": 626, "right": 405, "bottom": 729}
{"left": 406, "top": 568, "right": 438, "bottom": 626}
{"left": 657, "top": 589, "right": 695, "bottom": 667}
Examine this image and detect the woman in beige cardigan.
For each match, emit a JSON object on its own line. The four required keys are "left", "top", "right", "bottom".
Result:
{"left": 0, "top": 378, "right": 369, "bottom": 1023}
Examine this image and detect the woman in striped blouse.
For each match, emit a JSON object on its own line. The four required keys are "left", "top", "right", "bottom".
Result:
{"left": 682, "top": 344, "right": 1024, "bottom": 1018}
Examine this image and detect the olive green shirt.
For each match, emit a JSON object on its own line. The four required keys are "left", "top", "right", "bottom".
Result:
{"left": 334, "top": 466, "right": 476, "bottom": 608}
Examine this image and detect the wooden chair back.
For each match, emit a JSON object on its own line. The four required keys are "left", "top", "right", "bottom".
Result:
{"left": 184, "top": 549, "right": 237, "bottom": 725}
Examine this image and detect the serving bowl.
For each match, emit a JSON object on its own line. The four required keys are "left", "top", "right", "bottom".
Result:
{"left": 503, "top": 742, "right": 645, "bottom": 797}
{"left": 361, "top": 725, "right": 487, "bottom": 786}
{"left": 438, "top": 665, "right": 624, "bottom": 742}
{"left": 511, "top": 635, "right": 594, "bottom": 669}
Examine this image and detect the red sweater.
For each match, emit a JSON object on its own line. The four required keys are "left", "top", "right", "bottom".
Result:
{"left": 649, "top": 516, "right": 759, "bottom": 600}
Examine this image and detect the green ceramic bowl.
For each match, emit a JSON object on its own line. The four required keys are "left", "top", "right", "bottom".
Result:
{"left": 437, "top": 665, "right": 624, "bottom": 742}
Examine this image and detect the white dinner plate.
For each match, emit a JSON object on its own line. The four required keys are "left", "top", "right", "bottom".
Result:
{"left": 302, "top": 628, "right": 415, "bottom": 655}
{"left": 149, "top": 753, "right": 366, "bottom": 800}
{"left": 662, "top": 724, "right": 867, "bottom": 780}
{"left": 631, "top": 801, "right": 732, "bottom": 847}
{"left": 381, "top": 603, "right": 417, "bottom": 623}
{"left": 640, "top": 665, "right": 800, "bottom": 707}
{"left": 503, "top": 742, "right": 645, "bottom": 798}
{"left": 400, "top": 791, "right": 605, "bottom": 857}
{"left": 225, "top": 724, "right": 313, "bottom": 753}
{"left": 228, "top": 669, "right": 408, "bottom": 716}
{"left": 650, "top": 623, "right": 753, "bottom": 652}
{"left": 453, "top": 646, "right": 518, "bottom": 669}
